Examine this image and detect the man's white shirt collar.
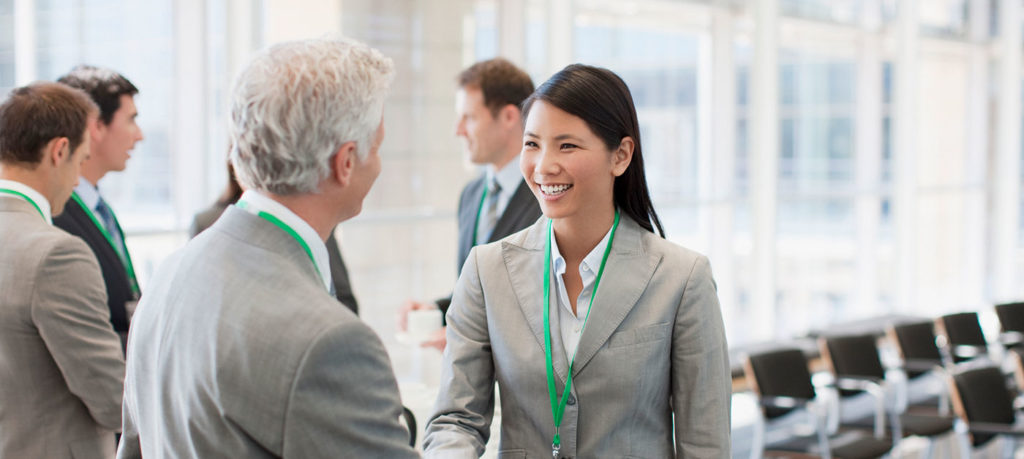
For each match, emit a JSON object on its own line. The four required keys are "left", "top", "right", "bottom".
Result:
{"left": 0, "top": 179, "right": 53, "bottom": 224}
{"left": 237, "top": 190, "right": 333, "bottom": 293}
{"left": 73, "top": 179, "right": 101, "bottom": 210}
{"left": 485, "top": 156, "right": 524, "bottom": 217}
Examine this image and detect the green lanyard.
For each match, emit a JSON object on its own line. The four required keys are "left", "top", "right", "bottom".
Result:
{"left": 0, "top": 188, "right": 46, "bottom": 221}
{"left": 70, "top": 192, "right": 139, "bottom": 296}
{"left": 470, "top": 183, "right": 489, "bottom": 247}
{"left": 237, "top": 200, "right": 325, "bottom": 288}
{"left": 543, "top": 210, "right": 620, "bottom": 458}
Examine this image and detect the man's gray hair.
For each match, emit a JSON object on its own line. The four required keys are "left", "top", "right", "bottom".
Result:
{"left": 229, "top": 37, "right": 394, "bottom": 195}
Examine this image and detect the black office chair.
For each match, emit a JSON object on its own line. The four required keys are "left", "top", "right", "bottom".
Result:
{"left": 949, "top": 365, "right": 1024, "bottom": 458}
{"left": 887, "top": 321, "right": 949, "bottom": 414}
{"left": 996, "top": 302, "right": 1024, "bottom": 348}
{"left": 819, "top": 334, "right": 955, "bottom": 458}
{"left": 744, "top": 348, "right": 893, "bottom": 459}
{"left": 936, "top": 312, "right": 989, "bottom": 364}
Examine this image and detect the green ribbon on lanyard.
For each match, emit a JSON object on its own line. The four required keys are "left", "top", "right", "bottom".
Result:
{"left": 236, "top": 200, "right": 324, "bottom": 287}
{"left": 69, "top": 192, "right": 139, "bottom": 296}
{"left": 543, "top": 210, "right": 619, "bottom": 457}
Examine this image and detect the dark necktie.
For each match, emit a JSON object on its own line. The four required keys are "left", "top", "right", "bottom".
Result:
{"left": 95, "top": 198, "right": 128, "bottom": 265}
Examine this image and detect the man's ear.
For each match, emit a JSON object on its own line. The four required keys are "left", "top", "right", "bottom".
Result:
{"left": 44, "top": 137, "right": 70, "bottom": 166}
{"left": 611, "top": 136, "right": 634, "bottom": 177}
{"left": 499, "top": 104, "right": 520, "bottom": 127}
{"left": 331, "top": 141, "right": 359, "bottom": 187}
{"left": 91, "top": 118, "right": 107, "bottom": 142}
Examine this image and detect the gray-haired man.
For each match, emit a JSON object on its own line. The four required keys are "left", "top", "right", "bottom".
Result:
{"left": 118, "top": 38, "right": 416, "bottom": 458}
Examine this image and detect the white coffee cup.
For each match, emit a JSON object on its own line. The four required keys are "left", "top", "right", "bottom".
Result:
{"left": 407, "top": 309, "right": 443, "bottom": 343}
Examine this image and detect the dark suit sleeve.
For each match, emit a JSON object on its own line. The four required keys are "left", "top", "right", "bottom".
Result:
{"left": 282, "top": 320, "right": 417, "bottom": 458}
{"left": 31, "top": 236, "right": 125, "bottom": 431}
{"left": 436, "top": 181, "right": 478, "bottom": 317}
{"left": 54, "top": 200, "right": 134, "bottom": 333}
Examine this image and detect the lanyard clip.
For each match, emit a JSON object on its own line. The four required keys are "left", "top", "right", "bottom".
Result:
{"left": 551, "top": 441, "right": 560, "bottom": 458}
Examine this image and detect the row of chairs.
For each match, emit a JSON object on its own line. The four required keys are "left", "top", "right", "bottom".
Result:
{"left": 741, "top": 301, "right": 1024, "bottom": 459}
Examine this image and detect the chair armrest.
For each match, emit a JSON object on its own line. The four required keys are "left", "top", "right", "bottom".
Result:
{"left": 967, "top": 422, "right": 1024, "bottom": 436}
{"left": 901, "top": 359, "right": 944, "bottom": 373}
{"left": 999, "top": 331, "right": 1024, "bottom": 346}
{"left": 759, "top": 395, "right": 811, "bottom": 409}
{"left": 835, "top": 376, "right": 888, "bottom": 438}
{"left": 952, "top": 344, "right": 987, "bottom": 359}
{"left": 834, "top": 376, "right": 885, "bottom": 393}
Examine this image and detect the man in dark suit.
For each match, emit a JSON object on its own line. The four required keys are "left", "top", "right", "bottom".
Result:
{"left": 53, "top": 66, "right": 144, "bottom": 348}
{"left": 400, "top": 58, "right": 541, "bottom": 349}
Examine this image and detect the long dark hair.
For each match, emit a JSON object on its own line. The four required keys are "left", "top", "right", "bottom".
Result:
{"left": 522, "top": 64, "right": 665, "bottom": 237}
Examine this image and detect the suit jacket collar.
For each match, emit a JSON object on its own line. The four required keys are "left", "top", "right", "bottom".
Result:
{"left": 489, "top": 179, "right": 534, "bottom": 243}
{"left": 211, "top": 206, "right": 323, "bottom": 288}
{"left": 0, "top": 194, "right": 50, "bottom": 223}
{"left": 502, "top": 214, "right": 661, "bottom": 380}
{"left": 0, "top": 179, "right": 51, "bottom": 224}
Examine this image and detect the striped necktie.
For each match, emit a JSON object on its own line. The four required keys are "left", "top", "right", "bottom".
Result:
{"left": 95, "top": 197, "right": 127, "bottom": 263}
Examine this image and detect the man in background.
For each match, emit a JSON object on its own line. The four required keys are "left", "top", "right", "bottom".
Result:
{"left": 119, "top": 38, "right": 417, "bottom": 457}
{"left": 54, "top": 65, "right": 144, "bottom": 349}
{"left": 0, "top": 82, "right": 125, "bottom": 458}
{"left": 400, "top": 58, "right": 541, "bottom": 349}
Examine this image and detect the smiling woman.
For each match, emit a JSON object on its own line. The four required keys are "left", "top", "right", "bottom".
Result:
{"left": 423, "top": 64, "right": 732, "bottom": 458}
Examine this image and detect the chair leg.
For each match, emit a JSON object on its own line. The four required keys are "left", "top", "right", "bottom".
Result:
{"left": 921, "top": 438, "right": 935, "bottom": 459}
{"left": 1000, "top": 436, "right": 1015, "bottom": 459}
{"left": 749, "top": 411, "right": 764, "bottom": 459}
{"left": 815, "top": 410, "right": 833, "bottom": 459}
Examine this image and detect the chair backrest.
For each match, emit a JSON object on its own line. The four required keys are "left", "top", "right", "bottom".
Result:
{"left": 821, "top": 334, "right": 886, "bottom": 380}
{"left": 938, "top": 312, "right": 987, "bottom": 363}
{"left": 888, "top": 320, "right": 943, "bottom": 377}
{"left": 949, "top": 366, "right": 1016, "bottom": 447}
{"left": 995, "top": 302, "right": 1024, "bottom": 334}
{"left": 744, "top": 348, "right": 816, "bottom": 419}
{"left": 939, "top": 312, "right": 987, "bottom": 347}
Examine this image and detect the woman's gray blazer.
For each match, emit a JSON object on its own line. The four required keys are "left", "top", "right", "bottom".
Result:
{"left": 424, "top": 216, "right": 731, "bottom": 458}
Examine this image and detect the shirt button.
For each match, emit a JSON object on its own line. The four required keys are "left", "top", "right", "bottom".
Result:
{"left": 567, "top": 394, "right": 576, "bottom": 405}
{"left": 573, "top": 325, "right": 581, "bottom": 333}
{"left": 582, "top": 265, "right": 590, "bottom": 271}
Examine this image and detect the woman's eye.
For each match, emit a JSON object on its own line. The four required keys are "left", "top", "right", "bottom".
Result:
{"left": 524, "top": 140, "right": 538, "bottom": 148}
{"left": 560, "top": 143, "right": 578, "bottom": 150}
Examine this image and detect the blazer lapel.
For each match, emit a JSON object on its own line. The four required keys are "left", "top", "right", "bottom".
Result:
{"left": 571, "top": 217, "right": 660, "bottom": 377}
{"left": 503, "top": 218, "right": 571, "bottom": 382}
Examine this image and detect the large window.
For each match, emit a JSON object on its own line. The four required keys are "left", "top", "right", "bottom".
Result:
{"left": 33, "top": 0, "right": 175, "bottom": 228}
{"left": 0, "top": 1, "right": 12, "bottom": 92}
{"left": 574, "top": 16, "right": 703, "bottom": 236}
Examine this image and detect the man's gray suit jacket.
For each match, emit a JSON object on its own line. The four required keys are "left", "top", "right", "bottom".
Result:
{"left": 423, "top": 216, "right": 731, "bottom": 458}
{"left": 0, "top": 195, "right": 125, "bottom": 458}
{"left": 118, "top": 206, "right": 417, "bottom": 458}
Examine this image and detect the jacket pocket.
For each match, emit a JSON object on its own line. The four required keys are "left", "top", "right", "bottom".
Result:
{"left": 607, "top": 322, "right": 671, "bottom": 349}
{"left": 498, "top": 449, "right": 527, "bottom": 459}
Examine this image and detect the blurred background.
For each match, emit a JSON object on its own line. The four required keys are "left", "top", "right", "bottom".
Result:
{"left": 2, "top": 0, "right": 1022, "bottom": 373}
